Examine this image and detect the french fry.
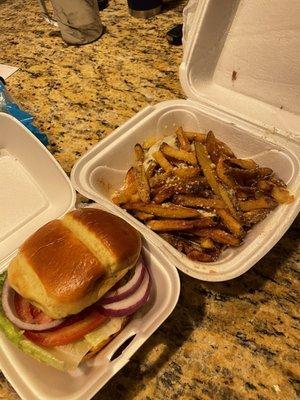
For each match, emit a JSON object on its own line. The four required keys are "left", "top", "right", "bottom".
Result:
{"left": 146, "top": 217, "right": 215, "bottom": 232}
{"left": 145, "top": 160, "right": 157, "bottom": 179}
{"left": 123, "top": 202, "right": 201, "bottom": 219}
{"left": 216, "top": 156, "right": 236, "bottom": 188}
{"left": 134, "top": 143, "right": 144, "bottom": 162}
{"left": 194, "top": 237, "right": 215, "bottom": 249}
{"left": 186, "top": 250, "right": 216, "bottom": 262}
{"left": 133, "top": 211, "right": 154, "bottom": 221}
{"left": 243, "top": 210, "right": 269, "bottom": 226}
{"left": 173, "top": 178, "right": 211, "bottom": 195}
{"left": 229, "top": 167, "right": 273, "bottom": 186}
{"left": 206, "top": 131, "right": 235, "bottom": 163}
{"left": 111, "top": 191, "right": 127, "bottom": 205}
{"left": 153, "top": 150, "right": 173, "bottom": 172}
{"left": 216, "top": 209, "right": 244, "bottom": 237}
{"left": 159, "top": 233, "right": 215, "bottom": 261}
{"left": 239, "top": 197, "right": 277, "bottom": 211}
{"left": 112, "top": 167, "right": 140, "bottom": 205}
{"left": 184, "top": 131, "right": 206, "bottom": 143}
{"left": 257, "top": 180, "right": 273, "bottom": 192}
{"left": 153, "top": 185, "right": 175, "bottom": 204}
{"left": 142, "top": 136, "right": 160, "bottom": 150}
{"left": 194, "top": 228, "right": 241, "bottom": 246}
{"left": 227, "top": 158, "right": 257, "bottom": 170}
{"left": 271, "top": 186, "right": 294, "bottom": 204}
{"left": 195, "top": 141, "right": 238, "bottom": 217}
{"left": 112, "top": 191, "right": 140, "bottom": 205}
{"left": 176, "top": 127, "right": 191, "bottom": 151}
{"left": 149, "top": 171, "right": 173, "bottom": 188}
{"left": 160, "top": 143, "right": 197, "bottom": 165}
{"left": 124, "top": 167, "right": 138, "bottom": 195}
{"left": 173, "top": 195, "right": 226, "bottom": 209}
{"left": 134, "top": 165, "right": 150, "bottom": 203}
{"left": 173, "top": 167, "right": 200, "bottom": 179}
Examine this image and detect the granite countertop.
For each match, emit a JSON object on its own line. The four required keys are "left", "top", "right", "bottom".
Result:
{"left": 0, "top": 0, "right": 299, "bottom": 399}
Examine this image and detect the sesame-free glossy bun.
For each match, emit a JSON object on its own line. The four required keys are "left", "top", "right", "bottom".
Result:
{"left": 8, "top": 209, "right": 141, "bottom": 319}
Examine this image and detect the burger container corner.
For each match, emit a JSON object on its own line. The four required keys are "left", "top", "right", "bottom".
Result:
{"left": 0, "top": 0, "right": 299, "bottom": 399}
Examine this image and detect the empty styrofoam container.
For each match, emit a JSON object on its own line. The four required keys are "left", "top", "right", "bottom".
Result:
{"left": 71, "top": 0, "right": 300, "bottom": 282}
{"left": 0, "top": 113, "right": 180, "bottom": 400}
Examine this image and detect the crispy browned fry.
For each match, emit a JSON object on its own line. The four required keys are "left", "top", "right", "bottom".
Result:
{"left": 184, "top": 131, "right": 206, "bottom": 143}
{"left": 142, "top": 136, "right": 160, "bottom": 150}
{"left": 147, "top": 217, "right": 215, "bottom": 232}
{"left": 160, "top": 143, "right": 197, "bottom": 165}
{"left": 187, "top": 250, "right": 216, "bottom": 262}
{"left": 124, "top": 167, "right": 138, "bottom": 194}
{"left": 195, "top": 142, "right": 238, "bottom": 217}
{"left": 123, "top": 202, "right": 201, "bottom": 218}
{"left": 148, "top": 171, "right": 171, "bottom": 187}
{"left": 271, "top": 186, "right": 294, "bottom": 204}
{"left": 206, "top": 131, "right": 235, "bottom": 163}
{"left": 216, "top": 209, "right": 244, "bottom": 237}
{"left": 243, "top": 210, "right": 269, "bottom": 226}
{"left": 229, "top": 167, "right": 273, "bottom": 187}
{"left": 194, "top": 237, "right": 215, "bottom": 249}
{"left": 112, "top": 167, "right": 140, "bottom": 205}
{"left": 145, "top": 160, "right": 157, "bottom": 179}
{"left": 269, "top": 174, "right": 286, "bottom": 188}
{"left": 216, "top": 156, "right": 236, "bottom": 188}
{"left": 173, "top": 167, "right": 200, "bottom": 179}
{"left": 239, "top": 197, "right": 277, "bottom": 211}
{"left": 173, "top": 195, "right": 226, "bottom": 209}
{"left": 159, "top": 233, "right": 216, "bottom": 261}
{"left": 112, "top": 191, "right": 140, "bottom": 205}
{"left": 227, "top": 158, "right": 257, "bottom": 169}
{"left": 134, "top": 143, "right": 144, "bottom": 162}
{"left": 112, "top": 191, "right": 127, "bottom": 205}
{"left": 134, "top": 165, "right": 150, "bottom": 203}
{"left": 174, "top": 178, "right": 211, "bottom": 195}
{"left": 194, "top": 228, "right": 241, "bottom": 246}
{"left": 153, "top": 185, "right": 175, "bottom": 204}
{"left": 176, "top": 127, "right": 191, "bottom": 151}
{"left": 153, "top": 150, "right": 173, "bottom": 172}
{"left": 133, "top": 211, "right": 154, "bottom": 221}
{"left": 257, "top": 180, "right": 273, "bottom": 192}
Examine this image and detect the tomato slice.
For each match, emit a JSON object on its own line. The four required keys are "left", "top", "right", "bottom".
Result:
{"left": 24, "top": 310, "right": 107, "bottom": 347}
{"left": 14, "top": 293, "right": 53, "bottom": 324}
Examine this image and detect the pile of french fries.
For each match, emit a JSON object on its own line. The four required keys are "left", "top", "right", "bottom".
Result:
{"left": 112, "top": 128, "right": 294, "bottom": 262}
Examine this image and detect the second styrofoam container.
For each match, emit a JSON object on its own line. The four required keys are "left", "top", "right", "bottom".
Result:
{"left": 72, "top": 0, "right": 300, "bottom": 281}
{"left": 71, "top": 100, "right": 300, "bottom": 282}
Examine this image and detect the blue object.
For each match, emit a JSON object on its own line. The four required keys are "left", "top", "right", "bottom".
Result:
{"left": 0, "top": 81, "right": 49, "bottom": 146}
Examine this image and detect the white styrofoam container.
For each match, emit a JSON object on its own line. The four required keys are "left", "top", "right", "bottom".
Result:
{"left": 71, "top": 0, "right": 300, "bottom": 282}
{"left": 0, "top": 113, "right": 180, "bottom": 400}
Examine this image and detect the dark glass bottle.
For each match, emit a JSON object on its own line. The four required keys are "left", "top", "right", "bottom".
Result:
{"left": 127, "top": 0, "right": 162, "bottom": 18}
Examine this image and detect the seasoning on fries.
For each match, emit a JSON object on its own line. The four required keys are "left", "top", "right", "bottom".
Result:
{"left": 111, "top": 127, "right": 295, "bottom": 262}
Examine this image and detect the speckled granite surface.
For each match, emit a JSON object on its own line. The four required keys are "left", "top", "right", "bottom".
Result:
{"left": 0, "top": 0, "right": 299, "bottom": 399}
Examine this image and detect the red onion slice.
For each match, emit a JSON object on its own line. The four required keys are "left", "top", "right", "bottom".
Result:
{"left": 99, "top": 267, "right": 151, "bottom": 317}
{"left": 100, "top": 259, "right": 146, "bottom": 305}
{"left": 2, "top": 280, "right": 64, "bottom": 331}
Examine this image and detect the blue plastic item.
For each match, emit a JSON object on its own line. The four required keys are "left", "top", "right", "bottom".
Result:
{"left": 0, "top": 80, "right": 49, "bottom": 146}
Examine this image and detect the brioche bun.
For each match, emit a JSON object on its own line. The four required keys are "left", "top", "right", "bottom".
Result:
{"left": 8, "top": 208, "right": 141, "bottom": 319}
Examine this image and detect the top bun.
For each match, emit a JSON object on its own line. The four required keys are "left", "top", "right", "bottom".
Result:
{"left": 8, "top": 208, "right": 141, "bottom": 319}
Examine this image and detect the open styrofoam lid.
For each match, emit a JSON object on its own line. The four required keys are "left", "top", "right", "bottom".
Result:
{"left": 181, "top": 0, "right": 300, "bottom": 138}
{"left": 0, "top": 113, "right": 75, "bottom": 268}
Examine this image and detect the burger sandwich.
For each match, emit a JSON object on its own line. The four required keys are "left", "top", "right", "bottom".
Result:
{"left": 0, "top": 208, "right": 151, "bottom": 371}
